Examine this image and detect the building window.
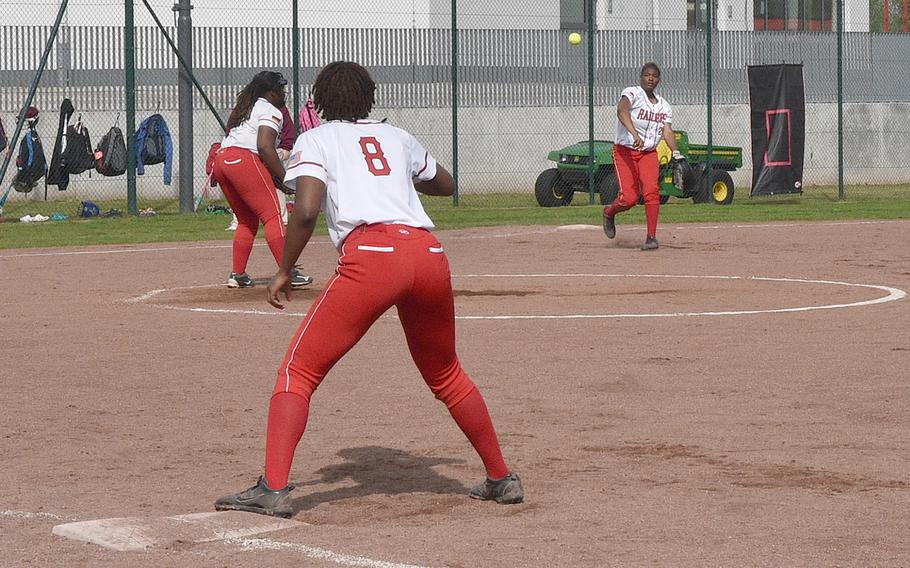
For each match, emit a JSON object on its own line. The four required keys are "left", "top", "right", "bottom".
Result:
{"left": 560, "top": 0, "right": 587, "bottom": 30}
{"left": 870, "top": 0, "right": 910, "bottom": 31}
{"left": 688, "top": 0, "right": 719, "bottom": 29}
{"left": 754, "top": 0, "right": 833, "bottom": 30}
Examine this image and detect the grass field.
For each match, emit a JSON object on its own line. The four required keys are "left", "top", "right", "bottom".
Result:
{"left": 1, "top": 185, "right": 908, "bottom": 250}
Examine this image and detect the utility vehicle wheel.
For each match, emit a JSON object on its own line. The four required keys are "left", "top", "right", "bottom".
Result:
{"left": 708, "top": 169, "right": 735, "bottom": 205}
{"left": 535, "top": 169, "right": 574, "bottom": 207}
{"left": 597, "top": 172, "right": 619, "bottom": 205}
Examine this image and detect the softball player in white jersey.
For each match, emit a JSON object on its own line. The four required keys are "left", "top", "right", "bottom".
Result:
{"left": 215, "top": 61, "right": 523, "bottom": 518}
{"left": 603, "top": 62, "right": 681, "bottom": 250}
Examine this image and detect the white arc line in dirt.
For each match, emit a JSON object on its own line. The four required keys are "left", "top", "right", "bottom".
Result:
{"left": 228, "top": 538, "right": 433, "bottom": 568}
{"left": 126, "top": 274, "right": 906, "bottom": 320}
{"left": 1, "top": 510, "right": 63, "bottom": 520}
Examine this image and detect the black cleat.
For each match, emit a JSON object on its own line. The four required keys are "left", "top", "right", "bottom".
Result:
{"left": 214, "top": 476, "right": 294, "bottom": 518}
{"left": 602, "top": 211, "right": 616, "bottom": 239}
{"left": 470, "top": 471, "right": 524, "bottom": 504}
{"left": 227, "top": 272, "right": 254, "bottom": 288}
{"left": 641, "top": 236, "right": 659, "bottom": 251}
{"left": 290, "top": 267, "right": 314, "bottom": 288}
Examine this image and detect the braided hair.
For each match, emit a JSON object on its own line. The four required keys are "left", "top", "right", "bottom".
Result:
{"left": 312, "top": 61, "right": 375, "bottom": 122}
{"left": 227, "top": 71, "right": 287, "bottom": 131}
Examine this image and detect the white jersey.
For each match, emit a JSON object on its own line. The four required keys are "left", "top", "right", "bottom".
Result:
{"left": 221, "top": 98, "right": 283, "bottom": 154}
{"left": 614, "top": 86, "right": 673, "bottom": 152}
{"left": 284, "top": 119, "right": 438, "bottom": 249}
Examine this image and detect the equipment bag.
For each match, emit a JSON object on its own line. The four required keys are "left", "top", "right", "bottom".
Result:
{"left": 94, "top": 118, "right": 127, "bottom": 177}
{"left": 47, "top": 98, "right": 75, "bottom": 189}
{"left": 0, "top": 116, "right": 7, "bottom": 154}
{"left": 79, "top": 200, "right": 100, "bottom": 217}
{"left": 205, "top": 142, "right": 221, "bottom": 187}
{"left": 13, "top": 127, "right": 48, "bottom": 192}
{"left": 140, "top": 114, "right": 168, "bottom": 165}
{"left": 298, "top": 99, "right": 321, "bottom": 132}
{"left": 62, "top": 118, "right": 95, "bottom": 175}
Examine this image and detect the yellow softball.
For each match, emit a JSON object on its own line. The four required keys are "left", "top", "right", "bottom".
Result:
{"left": 568, "top": 32, "right": 582, "bottom": 45}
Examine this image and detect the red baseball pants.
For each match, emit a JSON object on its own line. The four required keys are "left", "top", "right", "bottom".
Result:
{"left": 605, "top": 144, "right": 661, "bottom": 238}
{"left": 263, "top": 223, "right": 509, "bottom": 488}
{"left": 213, "top": 146, "right": 286, "bottom": 274}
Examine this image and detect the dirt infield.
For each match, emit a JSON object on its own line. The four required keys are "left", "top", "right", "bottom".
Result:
{"left": 2, "top": 219, "right": 909, "bottom": 567}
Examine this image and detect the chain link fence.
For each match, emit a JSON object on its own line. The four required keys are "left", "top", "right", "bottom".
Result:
{"left": 1, "top": 0, "right": 908, "bottom": 219}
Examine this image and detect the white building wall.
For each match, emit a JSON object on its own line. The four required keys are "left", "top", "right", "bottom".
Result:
{"left": 843, "top": 0, "right": 871, "bottom": 31}
{"left": 0, "top": 0, "right": 872, "bottom": 31}
{"left": 715, "top": 0, "right": 754, "bottom": 30}
{"left": 599, "top": 0, "right": 687, "bottom": 30}
{"left": 0, "top": 0, "right": 439, "bottom": 28}
{"left": 432, "top": 0, "right": 560, "bottom": 29}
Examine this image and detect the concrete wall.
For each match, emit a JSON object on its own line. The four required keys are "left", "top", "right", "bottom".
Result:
{"left": 417, "top": 101, "right": 910, "bottom": 194}
{"left": 6, "top": 101, "right": 908, "bottom": 207}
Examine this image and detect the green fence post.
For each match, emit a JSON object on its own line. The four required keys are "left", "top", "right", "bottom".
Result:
{"left": 175, "top": 0, "right": 194, "bottom": 214}
{"left": 705, "top": 1, "right": 713, "bottom": 201}
{"left": 451, "top": 0, "right": 459, "bottom": 206}
{"left": 587, "top": 0, "right": 595, "bottom": 205}
{"left": 125, "top": 0, "right": 138, "bottom": 216}
{"left": 0, "top": 0, "right": 69, "bottom": 190}
{"left": 837, "top": 0, "right": 844, "bottom": 200}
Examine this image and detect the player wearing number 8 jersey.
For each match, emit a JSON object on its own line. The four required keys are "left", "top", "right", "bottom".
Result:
{"left": 214, "top": 61, "right": 523, "bottom": 517}
{"left": 285, "top": 121, "right": 436, "bottom": 248}
{"left": 603, "top": 62, "right": 681, "bottom": 250}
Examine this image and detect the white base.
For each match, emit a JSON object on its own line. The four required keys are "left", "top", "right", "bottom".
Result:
{"left": 52, "top": 511, "right": 304, "bottom": 552}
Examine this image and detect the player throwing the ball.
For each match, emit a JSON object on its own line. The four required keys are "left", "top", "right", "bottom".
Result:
{"left": 215, "top": 61, "right": 523, "bottom": 518}
{"left": 603, "top": 62, "right": 681, "bottom": 250}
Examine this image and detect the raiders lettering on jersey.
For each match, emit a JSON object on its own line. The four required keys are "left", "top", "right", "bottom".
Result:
{"left": 614, "top": 86, "right": 673, "bottom": 152}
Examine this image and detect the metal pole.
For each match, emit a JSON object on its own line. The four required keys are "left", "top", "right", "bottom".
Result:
{"left": 175, "top": 0, "right": 194, "bottom": 214}
{"left": 587, "top": 0, "right": 595, "bottom": 204}
{"left": 451, "top": 0, "right": 459, "bottom": 206}
{"left": 292, "top": 0, "right": 300, "bottom": 124}
{"left": 705, "top": 0, "right": 713, "bottom": 201}
{"left": 0, "top": 0, "right": 69, "bottom": 190}
{"left": 125, "top": 0, "right": 138, "bottom": 215}
{"left": 140, "top": 0, "right": 225, "bottom": 133}
{"left": 837, "top": 0, "right": 844, "bottom": 199}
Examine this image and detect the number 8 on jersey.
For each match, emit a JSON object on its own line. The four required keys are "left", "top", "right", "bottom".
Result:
{"left": 359, "top": 136, "right": 391, "bottom": 176}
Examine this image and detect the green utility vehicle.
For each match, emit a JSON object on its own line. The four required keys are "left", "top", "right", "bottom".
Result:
{"left": 534, "top": 130, "right": 743, "bottom": 207}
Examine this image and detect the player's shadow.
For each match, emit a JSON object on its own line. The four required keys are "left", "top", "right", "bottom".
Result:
{"left": 289, "top": 446, "right": 469, "bottom": 512}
